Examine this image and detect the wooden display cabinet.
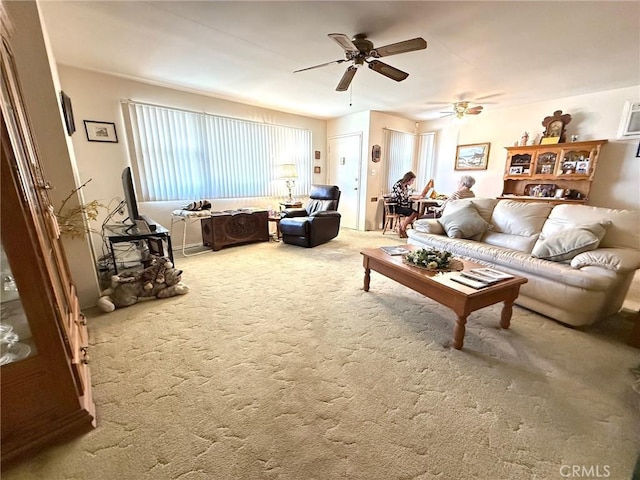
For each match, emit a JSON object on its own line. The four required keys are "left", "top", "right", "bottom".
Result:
{"left": 501, "top": 139, "right": 607, "bottom": 204}
{"left": 1, "top": 31, "right": 95, "bottom": 466}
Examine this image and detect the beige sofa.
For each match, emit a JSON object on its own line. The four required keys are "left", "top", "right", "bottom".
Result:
{"left": 406, "top": 198, "right": 640, "bottom": 326}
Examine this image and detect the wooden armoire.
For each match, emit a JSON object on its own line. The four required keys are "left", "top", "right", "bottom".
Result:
{"left": 0, "top": 19, "right": 95, "bottom": 465}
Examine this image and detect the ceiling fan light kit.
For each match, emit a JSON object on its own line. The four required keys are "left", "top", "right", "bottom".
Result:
{"left": 294, "top": 33, "right": 427, "bottom": 92}
{"left": 440, "top": 101, "right": 484, "bottom": 119}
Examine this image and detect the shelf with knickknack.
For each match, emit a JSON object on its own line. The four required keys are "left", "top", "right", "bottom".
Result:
{"left": 500, "top": 139, "right": 608, "bottom": 204}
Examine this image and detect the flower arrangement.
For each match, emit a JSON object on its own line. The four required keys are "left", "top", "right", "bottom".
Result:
{"left": 404, "top": 247, "right": 453, "bottom": 270}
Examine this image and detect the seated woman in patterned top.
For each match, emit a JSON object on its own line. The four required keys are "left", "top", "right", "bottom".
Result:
{"left": 390, "top": 171, "right": 419, "bottom": 238}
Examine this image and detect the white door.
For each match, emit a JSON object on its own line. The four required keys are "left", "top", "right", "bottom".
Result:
{"left": 328, "top": 134, "right": 361, "bottom": 230}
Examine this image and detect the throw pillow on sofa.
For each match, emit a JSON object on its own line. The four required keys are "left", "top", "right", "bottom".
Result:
{"left": 438, "top": 203, "right": 492, "bottom": 239}
{"left": 531, "top": 222, "right": 611, "bottom": 262}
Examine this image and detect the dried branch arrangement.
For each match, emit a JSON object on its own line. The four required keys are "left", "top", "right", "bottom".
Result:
{"left": 55, "top": 178, "right": 106, "bottom": 238}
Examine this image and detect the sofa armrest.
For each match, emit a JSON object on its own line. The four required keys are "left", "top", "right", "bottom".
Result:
{"left": 413, "top": 219, "right": 445, "bottom": 235}
{"left": 281, "top": 208, "right": 307, "bottom": 218}
{"left": 571, "top": 247, "right": 640, "bottom": 272}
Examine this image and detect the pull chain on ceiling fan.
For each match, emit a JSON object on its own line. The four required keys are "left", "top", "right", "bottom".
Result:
{"left": 294, "top": 33, "right": 427, "bottom": 92}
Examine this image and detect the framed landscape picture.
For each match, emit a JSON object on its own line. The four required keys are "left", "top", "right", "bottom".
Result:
{"left": 455, "top": 143, "right": 490, "bottom": 170}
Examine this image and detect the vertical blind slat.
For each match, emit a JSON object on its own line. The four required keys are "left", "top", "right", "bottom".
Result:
{"left": 126, "top": 102, "right": 312, "bottom": 201}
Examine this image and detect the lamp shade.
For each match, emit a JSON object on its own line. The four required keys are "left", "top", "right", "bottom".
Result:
{"left": 277, "top": 163, "right": 298, "bottom": 179}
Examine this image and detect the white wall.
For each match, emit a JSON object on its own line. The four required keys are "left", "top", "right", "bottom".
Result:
{"left": 59, "top": 65, "right": 328, "bottom": 263}
{"left": 421, "top": 86, "right": 640, "bottom": 210}
{"left": 5, "top": 1, "right": 99, "bottom": 308}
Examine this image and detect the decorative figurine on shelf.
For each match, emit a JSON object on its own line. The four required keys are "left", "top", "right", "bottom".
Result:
{"left": 541, "top": 110, "right": 572, "bottom": 143}
{"left": 96, "top": 260, "right": 189, "bottom": 312}
{"left": 520, "top": 132, "right": 529, "bottom": 146}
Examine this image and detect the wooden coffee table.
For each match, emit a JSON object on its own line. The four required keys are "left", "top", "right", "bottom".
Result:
{"left": 361, "top": 246, "right": 528, "bottom": 350}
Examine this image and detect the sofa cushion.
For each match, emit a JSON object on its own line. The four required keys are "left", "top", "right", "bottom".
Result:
{"left": 541, "top": 204, "right": 640, "bottom": 250}
{"left": 438, "top": 203, "right": 492, "bottom": 239}
{"left": 531, "top": 222, "right": 610, "bottom": 261}
{"left": 482, "top": 200, "right": 553, "bottom": 253}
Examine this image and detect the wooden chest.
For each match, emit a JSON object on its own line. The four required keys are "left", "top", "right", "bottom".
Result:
{"left": 201, "top": 210, "right": 269, "bottom": 251}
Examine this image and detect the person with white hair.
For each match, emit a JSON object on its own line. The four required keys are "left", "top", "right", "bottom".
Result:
{"left": 425, "top": 175, "right": 476, "bottom": 217}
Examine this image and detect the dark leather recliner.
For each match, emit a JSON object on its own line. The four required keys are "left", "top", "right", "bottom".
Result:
{"left": 279, "top": 185, "right": 341, "bottom": 247}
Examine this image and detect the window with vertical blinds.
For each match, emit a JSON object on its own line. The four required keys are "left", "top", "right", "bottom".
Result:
{"left": 383, "top": 129, "right": 435, "bottom": 192}
{"left": 125, "top": 101, "right": 312, "bottom": 201}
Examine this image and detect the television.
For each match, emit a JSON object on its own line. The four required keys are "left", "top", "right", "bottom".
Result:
{"left": 121, "top": 166, "right": 140, "bottom": 224}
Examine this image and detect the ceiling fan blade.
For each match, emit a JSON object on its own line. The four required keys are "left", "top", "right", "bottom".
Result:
{"left": 372, "top": 37, "right": 427, "bottom": 57}
{"left": 367, "top": 60, "right": 409, "bottom": 82}
{"left": 294, "top": 59, "right": 346, "bottom": 73}
{"left": 466, "top": 106, "right": 484, "bottom": 115}
{"left": 328, "top": 33, "right": 359, "bottom": 52}
{"left": 336, "top": 66, "right": 358, "bottom": 91}
{"left": 474, "top": 93, "right": 503, "bottom": 102}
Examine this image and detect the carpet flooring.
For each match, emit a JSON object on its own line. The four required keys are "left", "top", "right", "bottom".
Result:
{"left": 3, "top": 229, "right": 639, "bottom": 480}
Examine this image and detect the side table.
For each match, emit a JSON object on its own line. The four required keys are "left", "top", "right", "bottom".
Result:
{"left": 279, "top": 201, "right": 302, "bottom": 210}
{"left": 104, "top": 221, "right": 173, "bottom": 274}
{"left": 268, "top": 214, "right": 282, "bottom": 240}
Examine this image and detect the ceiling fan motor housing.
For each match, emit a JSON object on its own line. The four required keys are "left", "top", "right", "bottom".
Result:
{"left": 351, "top": 34, "right": 374, "bottom": 55}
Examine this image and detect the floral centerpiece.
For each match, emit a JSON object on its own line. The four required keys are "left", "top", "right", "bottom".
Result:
{"left": 403, "top": 247, "right": 462, "bottom": 271}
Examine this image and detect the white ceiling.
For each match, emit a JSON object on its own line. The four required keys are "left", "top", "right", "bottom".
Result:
{"left": 38, "top": 1, "right": 640, "bottom": 121}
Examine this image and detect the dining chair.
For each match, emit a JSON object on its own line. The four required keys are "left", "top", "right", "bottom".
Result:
{"left": 382, "top": 197, "right": 404, "bottom": 234}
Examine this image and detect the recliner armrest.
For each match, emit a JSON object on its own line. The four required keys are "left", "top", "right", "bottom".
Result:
{"left": 309, "top": 210, "right": 340, "bottom": 218}
{"left": 281, "top": 208, "right": 307, "bottom": 218}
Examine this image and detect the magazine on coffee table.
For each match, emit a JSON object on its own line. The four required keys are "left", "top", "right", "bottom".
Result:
{"left": 460, "top": 271, "right": 501, "bottom": 284}
{"left": 451, "top": 275, "right": 490, "bottom": 289}
{"left": 459, "top": 267, "right": 514, "bottom": 286}
{"left": 380, "top": 246, "right": 410, "bottom": 256}
{"left": 470, "top": 268, "right": 514, "bottom": 280}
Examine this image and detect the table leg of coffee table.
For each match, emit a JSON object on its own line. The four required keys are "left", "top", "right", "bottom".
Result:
{"left": 364, "top": 268, "right": 371, "bottom": 292}
{"left": 500, "top": 299, "right": 515, "bottom": 329}
{"left": 453, "top": 315, "right": 468, "bottom": 350}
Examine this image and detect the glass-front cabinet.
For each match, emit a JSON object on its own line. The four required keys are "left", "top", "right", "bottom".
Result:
{"left": 1, "top": 243, "right": 36, "bottom": 366}
{"left": 502, "top": 140, "right": 607, "bottom": 203}
{"left": 1, "top": 24, "right": 95, "bottom": 466}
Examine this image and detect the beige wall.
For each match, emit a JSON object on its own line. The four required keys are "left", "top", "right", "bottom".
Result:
{"left": 59, "top": 65, "right": 328, "bottom": 264}
{"left": 421, "top": 86, "right": 640, "bottom": 210}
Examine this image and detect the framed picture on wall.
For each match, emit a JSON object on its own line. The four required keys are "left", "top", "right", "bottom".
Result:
{"left": 454, "top": 143, "right": 490, "bottom": 170}
{"left": 84, "top": 120, "right": 118, "bottom": 143}
{"left": 60, "top": 91, "right": 75, "bottom": 136}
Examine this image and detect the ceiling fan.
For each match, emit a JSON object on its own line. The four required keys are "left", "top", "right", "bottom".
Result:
{"left": 294, "top": 33, "right": 427, "bottom": 92}
{"left": 440, "top": 101, "right": 484, "bottom": 119}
